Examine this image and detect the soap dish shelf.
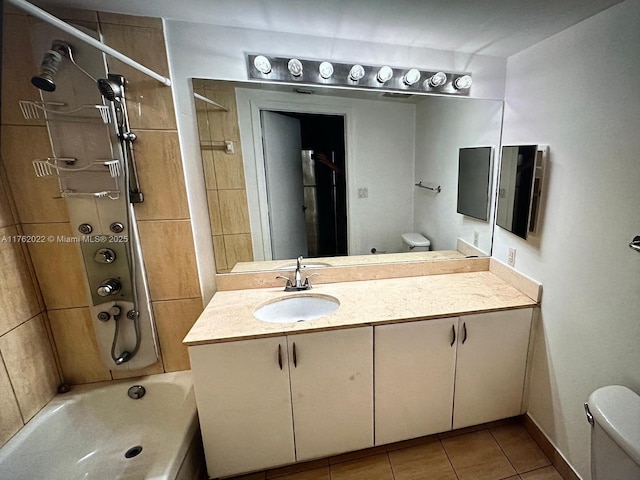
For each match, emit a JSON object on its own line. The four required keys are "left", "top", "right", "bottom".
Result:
{"left": 19, "top": 100, "right": 112, "bottom": 124}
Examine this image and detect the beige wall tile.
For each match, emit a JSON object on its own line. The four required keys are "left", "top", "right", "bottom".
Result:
{"left": 99, "top": 24, "right": 176, "bottom": 130}
{"left": 202, "top": 88, "right": 240, "bottom": 140}
{"left": 0, "top": 226, "right": 42, "bottom": 336}
{"left": 218, "top": 189, "right": 251, "bottom": 234}
{"left": 0, "top": 315, "right": 60, "bottom": 421}
{"left": 1, "top": 14, "right": 45, "bottom": 127}
{"left": 110, "top": 359, "right": 164, "bottom": 379}
{"left": 137, "top": 220, "right": 201, "bottom": 300}
{"left": 22, "top": 223, "right": 89, "bottom": 310}
{"left": 36, "top": 6, "right": 98, "bottom": 23}
{"left": 152, "top": 298, "right": 203, "bottom": 372}
{"left": 0, "top": 167, "right": 16, "bottom": 228}
{"left": 195, "top": 98, "right": 212, "bottom": 142}
{"left": 214, "top": 148, "right": 246, "bottom": 190}
{"left": 212, "top": 235, "right": 228, "bottom": 272}
{"left": 97, "top": 12, "right": 162, "bottom": 28}
{"left": 207, "top": 189, "right": 223, "bottom": 235}
{"left": 132, "top": 130, "right": 190, "bottom": 221}
{"left": 0, "top": 355, "right": 23, "bottom": 447}
{"left": 201, "top": 149, "right": 217, "bottom": 190}
{"left": 1, "top": 125, "right": 69, "bottom": 224}
{"left": 48, "top": 308, "right": 111, "bottom": 384}
{"left": 224, "top": 234, "right": 254, "bottom": 268}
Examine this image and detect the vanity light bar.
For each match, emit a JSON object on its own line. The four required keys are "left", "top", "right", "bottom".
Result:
{"left": 247, "top": 54, "right": 472, "bottom": 96}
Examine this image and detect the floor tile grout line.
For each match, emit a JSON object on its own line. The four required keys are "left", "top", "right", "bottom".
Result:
{"left": 385, "top": 449, "right": 397, "bottom": 480}
{"left": 488, "top": 425, "right": 554, "bottom": 476}
{"left": 489, "top": 427, "right": 521, "bottom": 475}
{"left": 439, "top": 436, "right": 462, "bottom": 480}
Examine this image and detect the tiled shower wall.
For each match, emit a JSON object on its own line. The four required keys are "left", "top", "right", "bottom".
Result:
{"left": 0, "top": 7, "right": 203, "bottom": 446}
{"left": 193, "top": 80, "right": 253, "bottom": 273}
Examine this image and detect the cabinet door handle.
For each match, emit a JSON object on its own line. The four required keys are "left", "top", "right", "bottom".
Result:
{"left": 278, "top": 344, "right": 283, "bottom": 370}
{"left": 462, "top": 322, "right": 468, "bottom": 344}
{"left": 292, "top": 342, "right": 297, "bottom": 368}
{"left": 450, "top": 324, "right": 456, "bottom": 346}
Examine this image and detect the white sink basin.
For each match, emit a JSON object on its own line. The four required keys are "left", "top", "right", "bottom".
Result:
{"left": 254, "top": 294, "right": 340, "bottom": 323}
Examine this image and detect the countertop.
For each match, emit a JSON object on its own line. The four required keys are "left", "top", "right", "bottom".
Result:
{"left": 183, "top": 270, "right": 537, "bottom": 346}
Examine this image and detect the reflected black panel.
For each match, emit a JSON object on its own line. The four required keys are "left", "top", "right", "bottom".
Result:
{"left": 457, "top": 147, "right": 492, "bottom": 221}
{"left": 496, "top": 145, "right": 537, "bottom": 239}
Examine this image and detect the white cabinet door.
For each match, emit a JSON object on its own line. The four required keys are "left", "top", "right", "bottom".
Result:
{"left": 288, "top": 327, "right": 373, "bottom": 461}
{"left": 453, "top": 308, "right": 533, "bottom": 429}
{"left": 374, "top": 317, "right": 458, "bottom": 445}
{"left": 189, "top": 337, "right": 295, "bottom": 478}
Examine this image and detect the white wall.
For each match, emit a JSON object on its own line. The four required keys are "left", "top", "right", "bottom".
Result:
{"left": 163, "top": 21, "right": 507, "bottom": 299}
{"left": 234, "top": 88, "right": 416, "bottom": 257}
{"left": 495, "top": 1, "right": 640, "bottom": 477}
{"left": 414, "top": 96, "right": 503, "bottom": 253}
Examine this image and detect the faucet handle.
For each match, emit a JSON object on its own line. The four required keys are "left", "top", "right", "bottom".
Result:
{"left": 275, "top": 275, "right": 293, "bottom": 288}
{"left": 302, "top": 273, "right": 320, "bottom": 288}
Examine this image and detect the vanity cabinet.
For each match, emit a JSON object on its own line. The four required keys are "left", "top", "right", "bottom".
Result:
{"left": 374, "top": 308, "right": 533, "bottom": 444}
{"left": 189, "top": 327, "right": 373, "bottom": 478}
{"left": 189, "top": 336, "right": 295, "bottom": 478}
{"left": 453, "top": 308, "right": 533, "bottom": 429}
{"left": 287, "top": 327, "right": 373, "bottom": 461}
{"left": 374, "top": 317, "right": 458, "bottom": 445}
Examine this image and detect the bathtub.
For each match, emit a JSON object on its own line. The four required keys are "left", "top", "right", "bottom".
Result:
{"left": 0, "top": 371, "right": 204, "bottom": 480}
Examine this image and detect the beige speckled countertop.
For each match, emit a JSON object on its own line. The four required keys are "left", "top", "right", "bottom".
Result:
{"left": 184, "top": 271, "right": 537, "bottom": 346}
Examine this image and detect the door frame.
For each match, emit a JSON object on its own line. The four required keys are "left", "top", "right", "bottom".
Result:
{"left": 236, "top": 91, "right": 353, "bottom": 261}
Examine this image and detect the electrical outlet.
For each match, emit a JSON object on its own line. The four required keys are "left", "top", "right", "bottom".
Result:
{"left": 358, "top": 188, "right": 368, "bottom": 198}
{"left": 473, "top": 231, "right": 479, "bottom": 247}
{"left": 507, "top": 248, "right": 516, "bottom": 267}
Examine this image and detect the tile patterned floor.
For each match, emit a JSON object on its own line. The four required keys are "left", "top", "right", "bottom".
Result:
{"left": 226, "top": 421, "right": 564, "bottom": 480}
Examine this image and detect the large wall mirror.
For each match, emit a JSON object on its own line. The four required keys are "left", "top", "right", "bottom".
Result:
{"left": 192, "top": 79, "right": 504, "bottom": 273}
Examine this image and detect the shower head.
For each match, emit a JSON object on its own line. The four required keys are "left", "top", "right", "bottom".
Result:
{"left": 97, "top": 74, "right": 125, "bottom": 102}
{"left": 31, "top": 40, "right": 71, "bottom": 92}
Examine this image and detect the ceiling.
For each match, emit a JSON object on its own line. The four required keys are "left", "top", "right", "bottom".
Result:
{"left": 34, "top": 0, "right": 624, "bottom": 57}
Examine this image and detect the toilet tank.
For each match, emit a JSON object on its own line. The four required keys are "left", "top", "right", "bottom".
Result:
{"left": 588, "top": 385, "right": 640, "bottom": 480}
{"left": 401, "top": 233, "right": 431, "bottom": 252}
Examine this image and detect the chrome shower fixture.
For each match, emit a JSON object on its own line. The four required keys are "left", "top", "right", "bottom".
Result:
{"left": 31, "top": 40, "right": 67, "bottom": 91}
{"left": 97, "top": 75, "right": 124, "bottom": 102}
{"left": 32, "top": 40, "right": 97, "bottom": 92}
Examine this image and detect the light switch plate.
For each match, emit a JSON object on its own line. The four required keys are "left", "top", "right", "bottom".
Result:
{"left": 507, "top": 248, "right": 516, "bottom": 266}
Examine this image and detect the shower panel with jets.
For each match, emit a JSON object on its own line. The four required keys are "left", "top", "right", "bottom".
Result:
{"left": 24, "top": 22, "right": 158, "bottom": 370}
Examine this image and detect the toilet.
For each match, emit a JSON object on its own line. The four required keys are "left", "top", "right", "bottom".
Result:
{"left": 401, "top": 232, "right": 431, "bottom": 252}
{"left": 587, "top": 385, "right": 640, "bottom": 479}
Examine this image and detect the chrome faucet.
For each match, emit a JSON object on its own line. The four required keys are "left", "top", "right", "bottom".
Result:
{"left": 276, "top": 256, "right": 313, "bottom": 291}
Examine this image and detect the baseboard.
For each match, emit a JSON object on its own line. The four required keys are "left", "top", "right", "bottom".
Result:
{"left": 522, "top": 414, "right": 583, "bottom": 480}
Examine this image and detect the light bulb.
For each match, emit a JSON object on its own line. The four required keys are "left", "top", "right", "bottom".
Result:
{"left": 426, "top": 72, "right": 447, "bottom": 88}
{"left": 454, "top": 75, "right": 472, "bottom": 90}
{"left": 349, "top": 64, "right": 365, "bottom": 81}
{"left": 319, "top": 61, "right": 334, "bottom": 79}
{"left": 253, "top": 55, "right": 272, "bottom": 74}
{"left": 288, "top": 58, "right": 303, "bottom": 77}
{"left": 377, "top": 65, "right": 393, "bottom": 83}
{"left": 403, "top": 68, "right": 420, "bottom": 86}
